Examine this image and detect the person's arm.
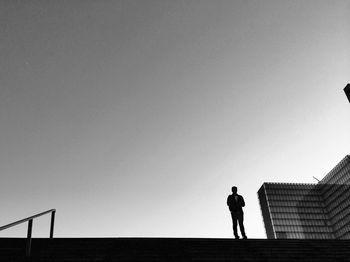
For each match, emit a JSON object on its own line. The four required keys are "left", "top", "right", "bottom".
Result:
{"left": 240, "top": 196, "right": 245, "bottom": 207}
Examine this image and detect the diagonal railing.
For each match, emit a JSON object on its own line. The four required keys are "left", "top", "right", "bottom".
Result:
{"left": 0, "top": 209, "right": 56, "bottom": 257}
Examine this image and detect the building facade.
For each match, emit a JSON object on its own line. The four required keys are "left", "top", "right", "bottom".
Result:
{"left": 258, "top": 155, "right": 350, "bottom": 239}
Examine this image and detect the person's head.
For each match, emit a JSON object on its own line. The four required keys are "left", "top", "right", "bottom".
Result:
{"left": 232, "top": 186, "right": 237, "bottom": 194}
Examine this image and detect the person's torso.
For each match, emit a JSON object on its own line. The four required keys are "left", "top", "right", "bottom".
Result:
{"left": 229, "top": 194, "right": 242, "bottom": 211}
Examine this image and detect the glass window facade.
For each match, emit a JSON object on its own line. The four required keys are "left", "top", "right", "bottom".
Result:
{"left": 317, "top": 156, "right": 350, "bottom": 239}
{"left": 258, "top": 155, "right": 350, "bottom": 239}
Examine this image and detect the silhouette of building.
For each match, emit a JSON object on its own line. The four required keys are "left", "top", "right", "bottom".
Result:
{"left": 258, "top": 155, "right": 350, "bottom": 239}
{"left": 344, "top": 83, "right": 350, "bottom": 103}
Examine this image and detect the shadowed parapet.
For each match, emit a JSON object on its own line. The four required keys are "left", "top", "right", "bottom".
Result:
{"left": 1, "top": 237, "right": 350, "bottom": 261}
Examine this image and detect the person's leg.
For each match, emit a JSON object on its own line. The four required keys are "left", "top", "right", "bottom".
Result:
{"left": 231, "top": 212, "right": 239, "bottom": 239}
{"left": 238, "top": 212, "right": 246, "bottom": 238}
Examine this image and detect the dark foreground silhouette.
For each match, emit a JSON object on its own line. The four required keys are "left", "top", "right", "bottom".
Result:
{"left": 227, "top": 186, "right": 247, "bottom": 239}
{"left": 2, "top": 238, "right": 350, "bottom": 261}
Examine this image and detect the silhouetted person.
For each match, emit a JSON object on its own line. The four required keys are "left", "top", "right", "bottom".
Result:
{"left": 227, "top": 186, "right": 247, "bottom": 239}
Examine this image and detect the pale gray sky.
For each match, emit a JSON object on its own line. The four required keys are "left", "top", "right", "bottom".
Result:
{"left": 0, "top": 0, "right": 349, "bottom": 238}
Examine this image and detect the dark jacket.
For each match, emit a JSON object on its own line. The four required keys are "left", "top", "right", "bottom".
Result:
{"left": 227, "top": 194, "right": 245, "bottom": 213}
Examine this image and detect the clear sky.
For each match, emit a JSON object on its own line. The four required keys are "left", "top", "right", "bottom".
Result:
{"left": 0, "top": 0, "right": 349, "bottom": 239}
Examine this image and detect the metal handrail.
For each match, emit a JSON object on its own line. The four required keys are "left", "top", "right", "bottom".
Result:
{"left": 0, "top": 209, "right": 56, "bottom": 257}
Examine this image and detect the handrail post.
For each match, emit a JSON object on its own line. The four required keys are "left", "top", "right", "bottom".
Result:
{"left": 26, "top": 219, "right": 33, "bottom": 257}
{"left": 0, "top": 209, "right": 56, "bottom": 258}
{"left": 50, "top": 210, "right": 55, "bottom": 239}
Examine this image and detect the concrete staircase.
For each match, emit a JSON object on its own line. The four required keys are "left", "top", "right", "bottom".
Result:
{"left": 1, "top": 238, "right": 350, "bottom": 261}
